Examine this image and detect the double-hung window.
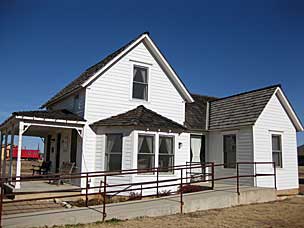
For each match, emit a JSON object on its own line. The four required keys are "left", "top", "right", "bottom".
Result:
{"left": 105, "top": 134, "right": 123, "bottom": 171}
{"left": 137, "top": 135, "right": 154, "bottom": 170}
{"left": 272, "top": 135, "right": 282, "bottom": 168}
{"left": 132, "top": 66, "right": 148, "bottom": 100}
{"left": 159, "top": 136, "right": 174, "bottom": 173}
{"left": 223, "top": 134, "right": 237, "bottom": 168}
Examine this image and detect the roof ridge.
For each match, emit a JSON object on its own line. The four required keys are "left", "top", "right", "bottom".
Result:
{"left": 211, "top": 84, "right": 281, "bottom": 102}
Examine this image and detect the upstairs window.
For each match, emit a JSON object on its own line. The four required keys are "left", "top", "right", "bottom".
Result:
{"left": 132, "top": 66, "right": 148, "bottom": 100}
{"left": 272, "top": 135, "right": 282, "bottom": 168}
{"left": 223, "top": 134, "right": 236, "bottom": 168}
{"left": 73, "top": 95, "right": 80, "bottom": 112}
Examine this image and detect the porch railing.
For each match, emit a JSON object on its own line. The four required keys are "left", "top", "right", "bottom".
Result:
{"left": 0, "top": 161, "right": 276, "bottom": 227}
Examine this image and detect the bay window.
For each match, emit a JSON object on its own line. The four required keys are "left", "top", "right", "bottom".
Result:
{"left": 105, "top": 134, "right": 123, "bottom": 171}
{"left": 137, "top": 135, "right": 154, "bottom": 170}
{"left": 159, "top": 136, "right": 174, "bottom": 173}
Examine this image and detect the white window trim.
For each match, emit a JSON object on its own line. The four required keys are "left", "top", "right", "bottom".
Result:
{"left": 221, "top": 131, "right": 238, "bottom": 169}
{"left": 130, "top": 63, "right": 151, "bottom": 103}
{"left": 134, "top": 131, "right": 177, "bottom": 177}
{"left": 269, "top": 131, "right": 284, "bottom": 169}
{"left": 158, "top": 135, "right": 175, "bottom": 174}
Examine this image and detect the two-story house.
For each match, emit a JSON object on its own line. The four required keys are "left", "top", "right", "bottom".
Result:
{"left": 0, "top": 32, "right": 303, "bottom": 194}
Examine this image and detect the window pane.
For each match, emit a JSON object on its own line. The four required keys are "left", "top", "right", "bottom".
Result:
{"left": 138, "top": 154, "right": 154, "bottom": 170}
{"left": 159, "top": 137, "right": 173, "bottom": 155}
{"left": 138, "top": 136, "right": 154, "bottom": 154}
{"left": 108, "top": 154, "right": 122, "bottom": 171}
{"left": 159, "top": 155, "right": 174, "bottom": 172}
{"left": 272, "top": 152, "right": 282, "bottom": 168}
{"left": 223, "top": 135, "right": 236, "bottom": 168}
{"left": 133, "top": 66, "right": 147, "bottom": 83}
{"left": 272, "top": 135, "right": 281, "bottom": 151}
{"left": 107, "top": 134, "right": 122, "bottom": 153}
{"left": 132, "top": 83, "right": 148, "bottom": 100}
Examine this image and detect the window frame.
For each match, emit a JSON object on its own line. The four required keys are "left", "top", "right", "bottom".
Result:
{"left": 105, "top": 133, "right": 123, "bottom": 172}
{"left": 158, "top": 135, "right": 175, "bottom": 174}
{"left": 137, "top": 134, "right": 155, "bottom": 173}
{"left": 271, "top": 133, "right": 283, "bottom": 168}
{"left": 222, "top": 132, "right": 237, "bottom": 169}
{"left": 131, "top": 65, "right": 150, "bottom": 101}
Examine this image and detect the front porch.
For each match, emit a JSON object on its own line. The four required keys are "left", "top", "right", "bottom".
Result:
{"left": 0, "top": 109, "right": 86, "bottom": 189}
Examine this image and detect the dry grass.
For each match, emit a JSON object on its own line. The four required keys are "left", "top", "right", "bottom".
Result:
{"left": 52, "top": 196, "right": 304, "bottom": 228}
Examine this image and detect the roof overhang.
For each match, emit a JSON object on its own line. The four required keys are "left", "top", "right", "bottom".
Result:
{"left": 275, "top": 87, "right": 304, "bottom": 132}
{"left": 81, "top": 33, "right": 194, "bottom": 103}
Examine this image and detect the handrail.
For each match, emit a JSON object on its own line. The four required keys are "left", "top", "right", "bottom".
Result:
{"left": 0, "top": 161, "right": 276, "bottom": 226}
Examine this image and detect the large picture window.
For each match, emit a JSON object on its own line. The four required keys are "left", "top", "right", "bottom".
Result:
{"left": 272, "top": 134, "right": 282, "bottom": 168}
{"left": 105, "top": 134, "right": 123, "bottom": 171}
{"left": 137, "top": 135, "right": 154, "bottom": 170}
{"left": 132, "top": 66, "right": 148, "bottom": 100}
{"left": 223, "top": 134, "right": 236, "bottom": 168}
{"left": 159, "top": 136, "right": 174, "bottom": 173}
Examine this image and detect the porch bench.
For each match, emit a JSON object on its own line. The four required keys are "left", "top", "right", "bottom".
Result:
{"left": 31, "top": 161, "right": 52, "bottom": 175}
{"left": 49, "top": 162, "right": 75, "bottom": 185}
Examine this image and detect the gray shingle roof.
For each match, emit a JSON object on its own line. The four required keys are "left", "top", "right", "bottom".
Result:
{"left": 185, "top": 94, "right": 218, "bottom": 131}
{"left": 208, "top": 85, "right": 280, "bottom": 130}
{"left": 91, "top": 105, "right": 186, "bottom": 132}
{"left": 41, "top": 32, "right": 149, "bottom": 108}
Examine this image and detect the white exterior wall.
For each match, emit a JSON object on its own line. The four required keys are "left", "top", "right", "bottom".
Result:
{"left": 254, "top": 93, "right": 298, "bottom": 190}
{"left": 207, "top": 127, "right": 254, "bottom": 186}
{"left": 83, "top": 42, "right": 186, "bottom": 175}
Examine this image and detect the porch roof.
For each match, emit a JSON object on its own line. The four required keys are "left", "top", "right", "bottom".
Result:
{"left": 0, "top": 109, "right": 86, "bottom": 130}
{"left": 91, "top": 105, "right": 187, "bottom": 133}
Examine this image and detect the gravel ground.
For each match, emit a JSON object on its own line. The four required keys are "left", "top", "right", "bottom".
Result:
{"left": 50, "top": 196, "right": 304, "bottom": 228}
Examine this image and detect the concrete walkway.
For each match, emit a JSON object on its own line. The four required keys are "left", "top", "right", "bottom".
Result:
{"left": 3, "top": 185, "right": 277, "bottom": 228}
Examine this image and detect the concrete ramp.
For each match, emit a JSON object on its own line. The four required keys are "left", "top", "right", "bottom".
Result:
{"left": 3, "top": 185, "right": 277, "bottom": 228}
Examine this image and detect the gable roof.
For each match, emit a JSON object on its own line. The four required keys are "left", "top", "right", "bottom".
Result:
{"left": 42, "top": 32, "right": 194, "bottom": 108}
{"left": 208, "top": 84, "right": 303, "bottom": 131}
{"left": 185, "top": 94, "right": 218, "bottom": 131}
{"left": 208, "top": 85, "right": 280, "bottom": 130}
{"left": 91, "top": 105, "right": 187, "bottom": 133}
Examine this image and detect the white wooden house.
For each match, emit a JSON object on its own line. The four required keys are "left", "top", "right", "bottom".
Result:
{"left": 0, "top": 32, "right": 303, "bottom": 194}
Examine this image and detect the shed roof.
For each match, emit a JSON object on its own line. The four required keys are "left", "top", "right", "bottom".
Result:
{"left": 208, "top": 85, "right": 279, "bottom": 130}
{"left": 91, "top": 105, "right": 186, "bottom": 132}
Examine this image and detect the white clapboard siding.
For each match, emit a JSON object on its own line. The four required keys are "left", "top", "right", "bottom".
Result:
{"left": 207, "top": 127, "right": 254, "bottom": 186}
{"left": 254, "top": 93, "right": 298, "bottom": 190}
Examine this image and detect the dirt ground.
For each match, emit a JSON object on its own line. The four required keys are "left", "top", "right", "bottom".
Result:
{"left": 50, "top": 196, "right": 304, "bottom": 228}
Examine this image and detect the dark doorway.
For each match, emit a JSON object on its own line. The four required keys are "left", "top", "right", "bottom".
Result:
{"left": 70, "top": 129, "right": 78, "bottom": 164}
{"left": 45, "top": 135, "right": 51, "bottom": 162}
{"left": 55, "top": 133, "right": 61, "bottom": 172}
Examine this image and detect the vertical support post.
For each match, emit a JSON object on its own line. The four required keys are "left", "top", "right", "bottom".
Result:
{"left": 85, "top": 173, "right": 89, "bottom": 207}
{"left": 102, "top": 175, "right": 107, "bottom": 222}
{"left": 140, "top": 184, "right": 143, "bottom": 199}
{"left": 0, "top": 132, "right": 3, "bottom": 179}
{"left": 180, "top": 168, "right": 183, "bottom": 214}
{"left": 254, "top": 162, "right": 257, "bottom": 187}
{"left": 156, "top": 167, "right": 159, "bottom": 197}
{"left": 8, "top": 127, "right": 14, "bottom": 180}
{"left": 273, "top": 162, "right": 277, "bottom": 190}
{"left": 2, "top": 132, "right": 8, "bottom": 178}
{"left": 16, "top": 122, "right": 23, "bottom": 189}
{"left": 0, "top": 179, "right": 3, "bottom": 228}
{"left": 211, "top": 162, "right": 215, "bottom": 190}
{"left": 236, "top": 162, "right": 240, "bottom": 195}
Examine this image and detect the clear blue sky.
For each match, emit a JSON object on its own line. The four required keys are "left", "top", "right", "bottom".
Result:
{"left": 0, "top": 0, "right": 303, "bottom": 149}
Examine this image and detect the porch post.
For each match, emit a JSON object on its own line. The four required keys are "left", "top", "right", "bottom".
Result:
{"left": 8, "top": 126, "right": 14, "bottom": 179}
{"left": 2, "top": 131, "right": 8, "bottom": 177}
{"left": 15, "top": 122, "right": 23, "bottom": 189}
{"left": 0, "top": 132, "right": 3, "bottom": 177}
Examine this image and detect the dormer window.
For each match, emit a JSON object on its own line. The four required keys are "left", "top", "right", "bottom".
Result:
{"left": 132, "top": 66, "right": 148, "bottom": 100}
{"left": 73, "top": 95, "right": 80, "bottom": 112}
